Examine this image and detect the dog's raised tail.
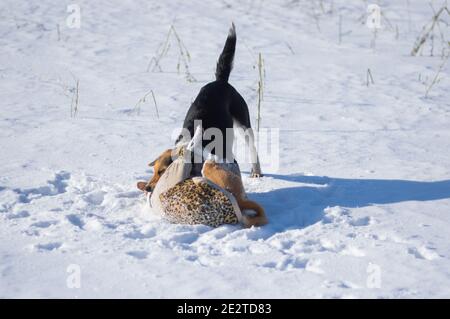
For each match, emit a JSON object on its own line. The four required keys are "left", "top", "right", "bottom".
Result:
{"left": 215, "top": 23, "right": 236, "bottom": 82}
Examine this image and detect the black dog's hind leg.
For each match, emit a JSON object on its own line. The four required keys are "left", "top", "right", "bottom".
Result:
{"left": 230, "top": 89, "right": 263, "bottom": 178}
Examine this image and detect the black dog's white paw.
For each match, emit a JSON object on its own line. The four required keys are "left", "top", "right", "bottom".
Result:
{"left": 250, "top": 171, "right": 263, "bottom": 178}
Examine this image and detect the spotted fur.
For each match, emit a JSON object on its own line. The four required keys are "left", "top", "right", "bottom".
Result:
{"left": 159, "top": 178, "right": 239, "bottom": 227}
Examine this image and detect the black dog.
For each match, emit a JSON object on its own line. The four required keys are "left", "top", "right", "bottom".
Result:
{"left": 176, "top": 23, "right": 262, "bottom": 178}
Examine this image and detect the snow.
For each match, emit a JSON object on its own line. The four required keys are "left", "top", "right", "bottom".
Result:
{"left": 1, "top": 0, "right": 450, "bottom": 298}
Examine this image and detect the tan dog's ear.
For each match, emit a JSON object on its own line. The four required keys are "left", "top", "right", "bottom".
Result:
{"left": 148, "top": 160, "right": 156, "bottom": 167}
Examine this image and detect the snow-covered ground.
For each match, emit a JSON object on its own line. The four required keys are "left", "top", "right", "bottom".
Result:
{"left": 1, "top": 0, "right": 450, "bottom": 298}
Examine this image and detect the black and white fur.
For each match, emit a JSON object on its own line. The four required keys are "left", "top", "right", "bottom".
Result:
{"left": 176, "top": 23, "right": 262, "bottom": 177}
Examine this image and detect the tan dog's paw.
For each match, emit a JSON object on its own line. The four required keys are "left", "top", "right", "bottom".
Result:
{"left": 137, "top": 181, "right": 148, "bottom": 192}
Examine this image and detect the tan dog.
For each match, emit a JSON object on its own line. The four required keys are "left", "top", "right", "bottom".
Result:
{"left": 137, "top": 150, "right": 267, "bottom": 227}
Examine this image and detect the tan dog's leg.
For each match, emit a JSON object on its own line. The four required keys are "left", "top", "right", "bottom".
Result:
{"left": 202, "top": 161, "right": 244, "bottom": 196}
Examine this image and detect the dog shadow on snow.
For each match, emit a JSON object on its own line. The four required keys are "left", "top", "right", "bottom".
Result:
{"left": 245, "top": 173, "right": 450, "bottom": 236}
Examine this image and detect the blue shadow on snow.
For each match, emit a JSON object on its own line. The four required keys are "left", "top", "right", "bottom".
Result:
{"left": 247, "top": 173, "right": 450, "bottom": 234}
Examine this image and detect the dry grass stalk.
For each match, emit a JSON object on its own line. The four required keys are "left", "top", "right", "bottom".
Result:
{"left": 256, "top": 53, "right": 264, "bottom": 132}
{"left": 425, "top": 53, "right": 449, "bottom": 98}
{"left": 71, "top": 80, "right": 79, "bottom": 117}
{"left": 134, "top": 89, "right": 159, "bottom": 118}
{"left": 366, "top": 68, "right": 374, "bottom": 87}
{"left": 147, "top": 25, "right": 196, "bottom": 82}
{"left": 411, "top": 6, "right": 449, "bottom": 56}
